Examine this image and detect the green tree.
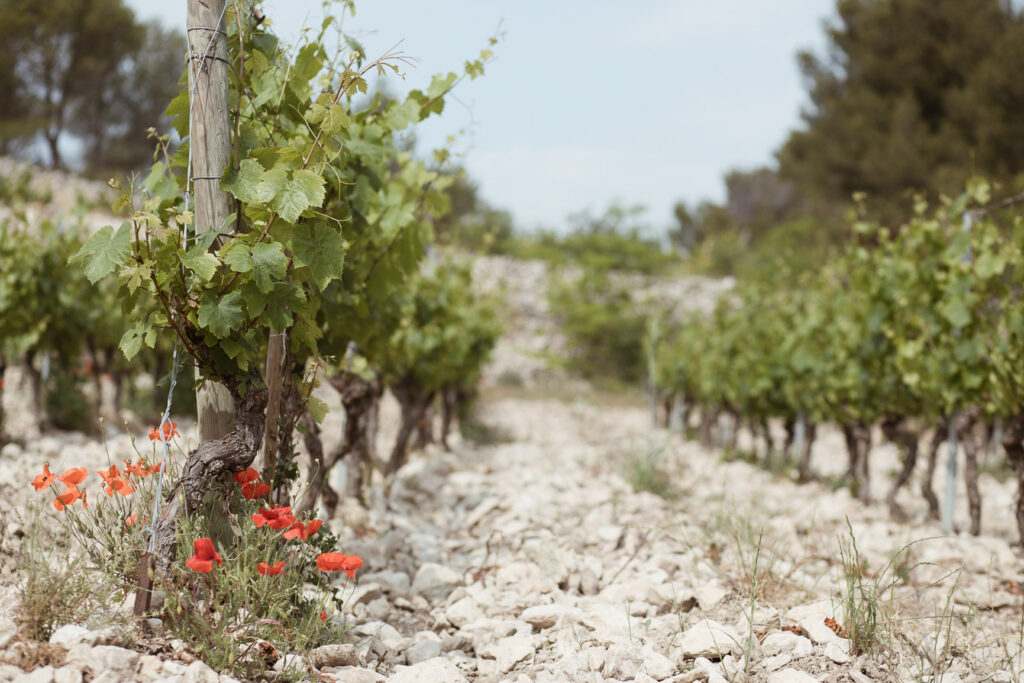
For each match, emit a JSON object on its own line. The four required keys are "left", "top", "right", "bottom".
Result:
{"left": 777, "top": 0, "right": 1024, "bottom": 215}
{"left": 0, "top": 0, "right": 184, "bottom": 174}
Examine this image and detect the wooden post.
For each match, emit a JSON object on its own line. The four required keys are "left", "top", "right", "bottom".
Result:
{"left": 262, "top": 332, "right": 286, "bottom": 481}
{"left": 188, "top": 0, "right": 235, "bottom": 440}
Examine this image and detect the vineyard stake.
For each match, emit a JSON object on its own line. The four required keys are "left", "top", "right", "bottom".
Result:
{"left": 188, "top": 0, "right": 236, "bottom": 441}
{"left": 942, "top": 411, "right": 958, "bottom": 533}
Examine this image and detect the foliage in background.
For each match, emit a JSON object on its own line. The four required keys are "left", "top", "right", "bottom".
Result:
{"left": 0, "top": 0, "right": 185, "bottom": 175}
{"left": 548, "top": 268, "right": 647, "bottom": 385}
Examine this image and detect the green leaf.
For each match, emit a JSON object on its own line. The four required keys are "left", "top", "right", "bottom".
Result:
{"left": 272, "top": 170, "right": 325, "bottom": 223}
{"left": 71, "top": 222, "right": 131, "bottom": 283}
{"left": 308, "top": 395, "right": 329, "bottom": 423}
{"left": 119, "top": 325, "right": 145, "bottom": 360}
{"left": 292, "top": 222, "right": 346, "bottom": 291}
{"left": 198, "top": 290, "right": 245, "bottom": 338}
{"left": 181, "top": 246, "right": 220, "bottom": 282}
{"left": 308, "top": 102, "right": 349, "bottom": 136}
{"left": 222, "top": 159, "right": 266, "bottom": 204}
{"left": 254, "top": 167, "right": 288, "bottom": 205}
{"left": 938, "top": 298, "right": 971, "bottom": 329}
{"left": 385, "top": 99, "right": 421, "bottom": 131}
{"left": 223, "top": 243, "right": 254, "bottom": 273}
{"left": 164, "top": 88, "right": 190, "bottom": 138}
{"left": 250, "top": 242, "right": 288, "bottom": 293}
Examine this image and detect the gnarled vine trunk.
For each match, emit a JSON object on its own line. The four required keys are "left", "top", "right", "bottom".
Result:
{"left": 152, "top": 384, "right": 267, "bottom": 569}
{"left": 386, "top": 377, "right": 435, "bottom": 476}
{"left": 1002, "top": 413, "right": 1024, "bottom": 545}
{"left": 841, "top": 420, "right": 872, "bottom": 503}
{"left": 796, "top": 421, "right": 818, "bottom": 483}
{"left": 439, "top": 386, "right": 460, "bottom": 451}
{"left": 295, "top": 371, "right": 382, "bottom": 514}
{"left": 881, "top": 415, "right": 919, "bottom": 521}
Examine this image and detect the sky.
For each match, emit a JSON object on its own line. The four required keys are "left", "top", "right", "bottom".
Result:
{"left": 127, "top": 1, "right": 834, "bottom": 234}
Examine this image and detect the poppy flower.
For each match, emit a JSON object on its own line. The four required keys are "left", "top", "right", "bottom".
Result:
{"left": 126, "top": 514, "right": 138, "bottom": 527}
{"left": 257, "top": 561, "right": 286, "bottom": 576}
{"left": 320, "top": 611, "right": 327, "bottom": 621}
{"left": 31, "top": 464, "right": 55, "bottom": 491}
{"left": 123, "top": 459, "right": 153, "bottom": 478}
{"left": 99, "top": 465, "right": 133, "bottom": 496}
{"left": 282, "top": 519, "right": 323, "bottom": 542}
{"left": 241, "top": 481, "right": 271, "bottom": 500}
{"left": 59, "top": 467, "right": 87, "bottom": 487}
{"left": 233, "top": 468, "right": 260, "bottom": 484}
{"left": 149, "top": 422, "right": 179, "bottom": 442}
{"left": 252, "top": 505, "right": 296, "bottom": 530}
{"left": 53, "top": 485, "right": 83, "bottom": 511}
{"left": 316, "top": 553, "right": 362, "bottom": 578}
{"left": 185, "top": 538, "right": 223, "bottom": 573}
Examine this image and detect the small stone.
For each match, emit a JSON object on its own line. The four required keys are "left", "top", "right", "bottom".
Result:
{"left": 641, "top": 647, "right": 675, "bottom": 680}
{"left": 404, "top": 639, "right": 441, "bottom": 664}
{"left": 352, "top": 621, "right": 405, "bottom": 651}
{"left": 676, "top": 669, "right": 710, "bottom": 683}
{"left": 16, "top": 666, "right": 55, "bottom": 683}
{"left": 479, "top": 635, "right": 533, "bottom": 673}
{"left": 602, "top": 642, "right": 641, "bottom": 679}
{"left": 68, "top": 645, "right": 139, "bottom": 676}
{"left": 388, "top": 657, "right": 468, "bottom": 683}
{"left": 311, "top": 644, "right": 359, "bottom": 668}
{"left": 761, "top": 632, "right": 813, "bottom": 658}
{"left": 766, "top": 669, "right": 820, "bottom": 683}
{"left": 53, "top": 666, "right": 83, "bottom": 683}
{"left": 365, "top": 596, "right": 390, "bottom": 621}
{"left": 848, "top": 672, "right": 872, "bottom": 683}
{"left": 0, "top": 617, "right": 16, "bottom": 649}
{"left": 182, "top": 660, "right": 220, "bottom": 683}
{"left": 696, "top": 581, "right": 729, "bottom": 610}
{"left": 412, "top": 563, "right": 461, "bottom": 602}
{"left": 320, "top": 668, "right": 383, "bottom": 683}
{"left": 143, "top": 618, "right": 163, "bottom": 636}
{"left": 520, "top": 604, "right": 581, "bottom": 629}
{"left": 760, "top": 654, "right": 792, "bottom": 672}
{"left": 445, "top": 597, "right": 484, "bottom": 628}
{"left": 360, "top": 571, "right": 411, "bottom": 595}
{"left": 677, "top": 619, "right": 742, "bottom": 658}
{"left": 48, "top": 625, "right": 89, "bottom": 646}
{"left": 823, "top": 640, "right": 851, "bottom": 664}
{"left": 136, "top": 656, "right": 163, "bottom": 680}
{"left": 273, "top": 653, "right": 305, "bottom": 674}
{"left": 797, "top": 616, "right": 839, "bottom": 644}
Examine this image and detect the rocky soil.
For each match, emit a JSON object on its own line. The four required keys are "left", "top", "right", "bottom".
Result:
{"left": 2, "top": 379, "right": 1024, "bottom": 682}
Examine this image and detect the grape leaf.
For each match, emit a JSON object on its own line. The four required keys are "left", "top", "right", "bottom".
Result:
{"left": 181, "top": 246, "right": 220, "bottom": 282}
{"left": 292, "top": 222, "right": 346, "bottom": 291}
{"left": 198, "top": 290, "right": 244, "bottom": 338}
{"left": 72, "top": 222, "right": 131, "bottom": 284}
{"left": 250, "top": 242, "right": 288, "bottom": 293}
{"left": 222, "top": 159, "right": 266, "bottom": 204}
{"left": 272, "top": 169, "right": 326, "bottom": 223}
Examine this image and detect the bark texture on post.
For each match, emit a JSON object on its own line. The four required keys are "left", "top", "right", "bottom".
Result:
{"left": 262, "top": 332, "right": 286, "bottom": 481}
{"left": 188, "top": 0, "right": 235, "bottom": 441}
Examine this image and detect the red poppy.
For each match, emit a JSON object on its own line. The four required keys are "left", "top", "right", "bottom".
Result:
{"left": 59, "top": 467, "right": 87, "bottom": 487}
{"left": 320, "top": 611, "right": 327, "bottom": 621}
{"left": 282, "top": 519, "right": 323, "bottom": 542}
{"left": 242, "top": 481, "right": 272, "bottom": 500}
{"left": 257, "top": 561, "right": 286, "bottom": 576}
{"left": 252, "top": 506, "right": 296, "bottom": 530}
{"left": 31, "top": 464, "right": 55, "bottom": 491}
{"left": 149, "top": 422, "right": 179, "bottom": 442}
{"left": 185, "top": 538, "right": 223, "bottom": 573}
{"left": 316, "top": 553, "right": 362, "bottom": 578}
{"left": 53, "top": 485, "right": 83, "bottom": 511}
{"left": 123, "top": 459, "right": 153, "bottom": 478}
{"left": 125, "top": 514, "right": 138, "bottom": 527}
{"left": 233, "top": 468, "right": 260, "bottom": 484}
{"left": 99, "top": 465, "right": 133, "bottom": 497}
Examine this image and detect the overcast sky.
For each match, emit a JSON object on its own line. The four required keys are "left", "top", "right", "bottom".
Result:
{"left": 127, "top": 1, "right": 834, "bottom": 234}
